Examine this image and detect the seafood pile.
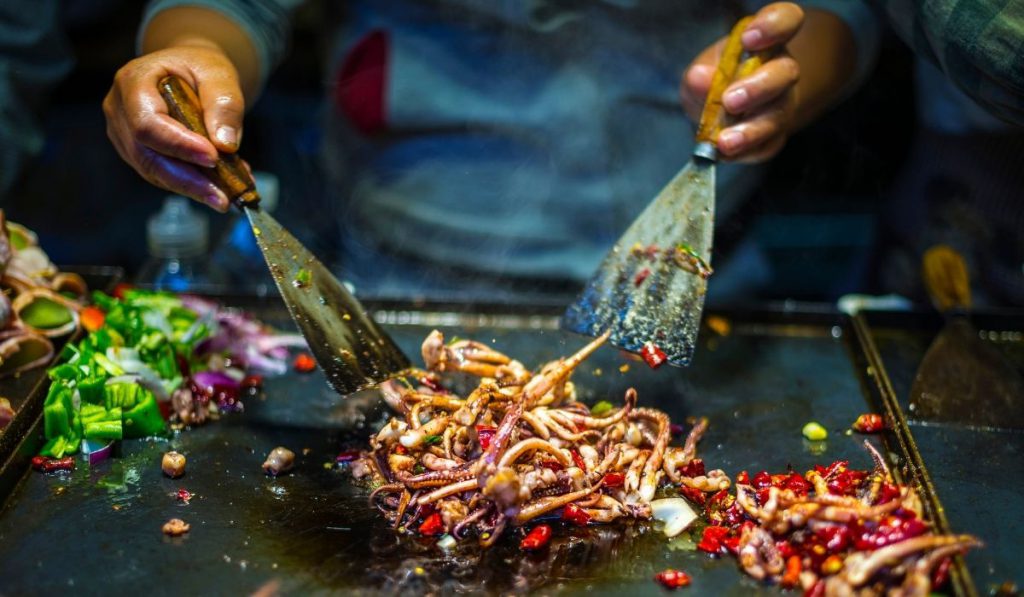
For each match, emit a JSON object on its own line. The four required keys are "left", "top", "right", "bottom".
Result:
{"left": 698, "top": 442, "right": 980, "bottom": 595}
{"left": 0, "top": 210, "right": 88, "bottom": 378}
{"left": 355, "top": 331, "right": 718, "bottom": 547}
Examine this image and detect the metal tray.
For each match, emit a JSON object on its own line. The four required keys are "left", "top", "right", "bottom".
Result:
{"left": 854, "top": 309, "right": 1024, "bottom": 594}
{"left": 0, "top": 299, "right": 970, "bottom": 595}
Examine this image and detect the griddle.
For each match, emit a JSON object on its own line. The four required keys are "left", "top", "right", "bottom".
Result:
{"left": 0, "top": 298, "right": 980, "bottom": 595}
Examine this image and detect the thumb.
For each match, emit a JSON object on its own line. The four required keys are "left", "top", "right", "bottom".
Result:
{"left": 196, "top": 71, "right": 245, "bottom": 154}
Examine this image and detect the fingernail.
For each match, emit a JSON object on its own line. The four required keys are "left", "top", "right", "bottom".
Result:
{"left": 215, "top": 126, "right": 237, "bottom": 149}
{"left": 724, "top": 87, "right": 748, "bottom": 112}
{"left": 205, "top": 186, "right": 229, "bottom": 212}
{"left": 719, "top": 129, "right": 744, "bottom": 153}
{"left": 742, "top": 28, "right": 762, "bottom": 48}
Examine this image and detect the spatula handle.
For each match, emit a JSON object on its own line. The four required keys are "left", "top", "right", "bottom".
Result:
{"left": 157, "top": 75, "right": 260, "bottom": 206}
{"left": 922, "top": 245, "right": 972, "bottom": 313}
{"left": 695, "top": 17, "right": 764, "bottom": 146}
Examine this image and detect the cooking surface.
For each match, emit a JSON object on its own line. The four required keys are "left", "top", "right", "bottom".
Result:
{"left": 863, "top": 310, "right": 1024, "bottom": 593}
{"left": 0, "top": 303, "right": 966, "bottom": 594}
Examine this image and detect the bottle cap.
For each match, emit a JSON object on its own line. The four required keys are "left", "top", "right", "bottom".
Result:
{"left": 147, "top": 196, "right": 208, "bottom": 258}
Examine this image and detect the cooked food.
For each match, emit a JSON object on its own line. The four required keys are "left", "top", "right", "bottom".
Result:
{"left": 162, "top": 451, "right": 186, "bottom": 478}
{"left": 0, "top": 397, "right": 12, "bottom": 429}
{"left": 0, "top": 210, "right": 89, "bottom": 378}
{"left": 263, "top": 446, "right": 295, "bottom": 476}
{"left": 693, "top": 442, "right": 980, "bottom": 595}
{"left": 354, "top": 331, "right": 716, "bottom": 547}
{"left": 162, "top": 518, "right": 190, "bottom": 536}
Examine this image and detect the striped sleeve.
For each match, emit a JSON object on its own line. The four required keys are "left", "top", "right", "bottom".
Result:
{"left": 876, "top": 0, "right": 1024, "bottom": 126}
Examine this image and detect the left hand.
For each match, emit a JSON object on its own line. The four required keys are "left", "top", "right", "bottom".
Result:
{"left": 679, "top": 3, "right": 804, "bottom": 163}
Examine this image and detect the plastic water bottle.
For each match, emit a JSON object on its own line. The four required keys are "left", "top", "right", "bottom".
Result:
{"left": 136, "top": 196, "right": 227, "bottom": 292}
{"left": 212, "top": 171, "right": 279, "bottom": 294}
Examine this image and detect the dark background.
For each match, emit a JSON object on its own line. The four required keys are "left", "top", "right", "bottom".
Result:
{"left": 5, "top": 1, "right": 1018, "bottom": 306}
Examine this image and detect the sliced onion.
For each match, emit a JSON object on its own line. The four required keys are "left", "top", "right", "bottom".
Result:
{"left": 81, "top": 440, "right": 115, "bottom": 465}
{"left": 650, "top": 498, "right": 699, "bottom": 538}
{"left": 192, "top": 370, "right": 240, "bottom": 393}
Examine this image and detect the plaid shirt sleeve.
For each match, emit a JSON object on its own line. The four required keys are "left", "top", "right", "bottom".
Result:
{"left": 873, "top": 0, "right": 1024, "bottom": 126}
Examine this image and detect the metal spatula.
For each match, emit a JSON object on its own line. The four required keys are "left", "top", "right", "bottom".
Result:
{"left": 909, "top": 245, "right": 1024, "bottom": 429}
{"left": 158, "top": 75, "right": 410, "bottom": 395}
{"left": 563, "top": 17, "right": 763, "bottom": 365}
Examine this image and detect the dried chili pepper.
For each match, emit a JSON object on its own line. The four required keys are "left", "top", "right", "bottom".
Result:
{"left": 852, "top": 515, "right": 927, "bottom": 550}
{"left": 475, "top": 425, "right": 496, "bottom": 451}
{"left": 735, "top": 471, "right": 750, "bottom": 485}
{"left": 697, "top": 525, "right": 730, "bottom": 554}
{"left": 601, "top": 472, "right": 625, "bottom": 488}
{"left": 679, "top": 459, "right": 705, "bottom": 478}
{"left": 783, "top": 472, "right": 812, "bottom": 496}
{"left": 519, "top": 524, "right": 552, "bottom": 551}
{"left": 293, "top": 353, "right": 316, "bottom": 373}
{"left": 570, "top": 449, "right": 587, "bottom": 472}
{"left": 640, "top": 342, "right": 668, "bottom": 369}
{"left": 827, "top": 468, "right": 868, "bottom": 496}
{"left": 932, "top": 556, "right": 952, "bottom": 589}
{"left": 852, "top": 413, "right": 884, "bottom": 433}
{"left": 394, "top": 444, "right": 408, "bottom": 455}
{"left": 634, "top": 268, "right": 651, "bottom": 286}
{"left": 562, "top": 503, "right": 591, "bottom": 526}
{"left": 176, "top": 488, "right": 193, "bottom": 503}
{"left": 41, "top": 457, "right": 75, "bottom": 473}
{"left": 654, "top": 569, "right": 691, "bottom": 589}
{"left": 752, "top": 470, "right": 772, "bottom": 489}
{"left": 418, "top": 513, "right": 444, "bottom": 536}
{"left": 540, "top": 460, "right": 564, "bottom": 472}
{"left": 678, "top": 485, "right": 706, "bottom": 506}
{"left": 815, "top": 524, "right": 851, "bottom": 552}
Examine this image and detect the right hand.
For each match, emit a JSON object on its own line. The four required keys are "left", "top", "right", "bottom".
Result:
{"left": 103, "top": 42, "right": 245, "bottom": 212}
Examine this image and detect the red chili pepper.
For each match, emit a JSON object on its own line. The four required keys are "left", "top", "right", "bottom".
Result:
{"left": 335, "top": 450, "right": 361, "bottom": 463}
{"left": 30, "top": 456, "right": 47, "bottom": 472}
{"left": 241, "top": 374, "right": 264, "bottom": 389}
{"left": 562, "top": 503, "right": 591, "bottom": 527}
{"left": 735, "top": 471, "right": 750, "bottom": 485}
{"left": 519, "top": 524, "right": 552, "bottom": 551}
{"left": 634, "top": 268, "right": 651, "bottom": 286}
{"left": 780, "top": 555, "right": 802, "bottom": 588}
{"left": 827, "top": 469, "right": 868, "bottom": 496}
{"left": 419, "top": 376, "right": 446, "bottom": 394}
{"left": 678, "top": 485, "right": 706, "bottom": 506}
{"left": 475, "top": 425, "right": 496, "bottom": 451}
{"left": 755, "top": 487, "right": 773, "bottom": 507}
{"left": 80, "top": 306, "right": 106, "bottom": 333}
{"left": 570, "top": 449, "right": 587, "bottom": 472}
{"left": 654, "top": 569, "right": 691, "bottom": 589}
{"left": 776, "top": 539, "right": 795, "bottom": 559}
{"left": 783, "top": 472, "right": 812, "bottom": 496}
{"left": 418, "top": 512, "right": 444, "bottom": 536}
{"left": 721, "top": 534, "right": 742, "bottom": 554}
{"left": 679, "top": 459, "right": 705, "bottom": 478}
{"left": 640, "top": 342, "right": 668, "bottom": 369}
{"left": 112, "top": 282, "right": 133, "bottom": 300}
{"left": 815, "top": 524, "right": 851, "bottom": 552}
{"left": 540, "top": 460, "right": 564, "bottom": 472}
{"left": 293, "top": 353, "right": 317, "bottom": 373}
{"left": 932, "top": 556, "right": 952, "bottom": 589}
{"left": 394, "top": 445, "right": 409, "bottom": 455}
{"left": 877, "top": 481, "right": 901, "bottom": 504}
{"left": 601, "top": 472, "right": 625, "bottom": 488}
{"left": 815, "top": 460, "right": 848, "bottom": 478}
{"left": 852, "top": 413, "right": 885, "bottom": 433}
{"left": 41, "top": 457, "right": 75, "bottom": 473}
{"left": 705, "top": 489, "right": 741, "bottom": 526}
{"left": 697, "top": 525, "right": 730, "bottom": 554}
{"left": 752, "top": 470, "right": 772, "bottom": 489}
{"left": 852, "top": 515, "right": 927, "bottom": 550}
{"left": 176, "top": 488, "right": 193, "bottom": 503}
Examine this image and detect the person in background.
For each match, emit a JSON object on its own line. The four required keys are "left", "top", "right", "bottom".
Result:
{"left": 103, "top": 1, "right": 880, "bottom": 301}
{"left": 870, "top": 0, "right": 1024, "bottom": 305}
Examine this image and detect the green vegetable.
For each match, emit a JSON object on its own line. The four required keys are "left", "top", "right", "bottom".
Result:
{"left": 19, "top": 297, "right": 73, "bottom": 330}
{"left": 123, "top": 394, "right": 165, "bottom": 438}
{"left": 293, "top": 268, "right": 312, "bottom": 288}
{"left": 423, "top": 434, "right": 442, "bottom": 446}
{"left": 802, "top": 421, "right": 828, "bottom": 441}
{"left": 590, "top": 401, "right": 614, "bottom": 417}
{"left": 84, "top": 420, "right": 123, "bottom": 441}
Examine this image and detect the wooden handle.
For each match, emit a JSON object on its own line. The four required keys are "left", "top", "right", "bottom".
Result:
{"left": 157, "top": 75, "right": 260, "bottom": 206}
{"left": 922, "top": 245, "right": 972, "bottom": 313}
{"left": 695, "top": 17, "right": 755, "bottom": 145}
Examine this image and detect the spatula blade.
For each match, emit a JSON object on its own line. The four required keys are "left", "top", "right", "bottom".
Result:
{"left": 563, "top": 159, "right": 714, "bottom": 365}
{"left": 909, "top": 318, "right": 1024, "bottom": 430}
{"left": 245, "top": 206, "right": 411, "bottom": 394}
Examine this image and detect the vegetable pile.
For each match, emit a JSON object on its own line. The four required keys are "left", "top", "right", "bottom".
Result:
{"left": 38, "top": 289, "right": 303, "bottom": 460}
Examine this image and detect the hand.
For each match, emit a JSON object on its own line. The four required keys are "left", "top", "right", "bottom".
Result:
{"left": 103, "top": 42, "right": 246, "bottom": 212}
{"left": 680, "top": 3, "right": 804, "bottom": 163}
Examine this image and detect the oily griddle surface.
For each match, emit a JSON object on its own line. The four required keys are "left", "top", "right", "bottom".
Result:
{"left": 0, "top": 309, "right": 895, "bottom": 595}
